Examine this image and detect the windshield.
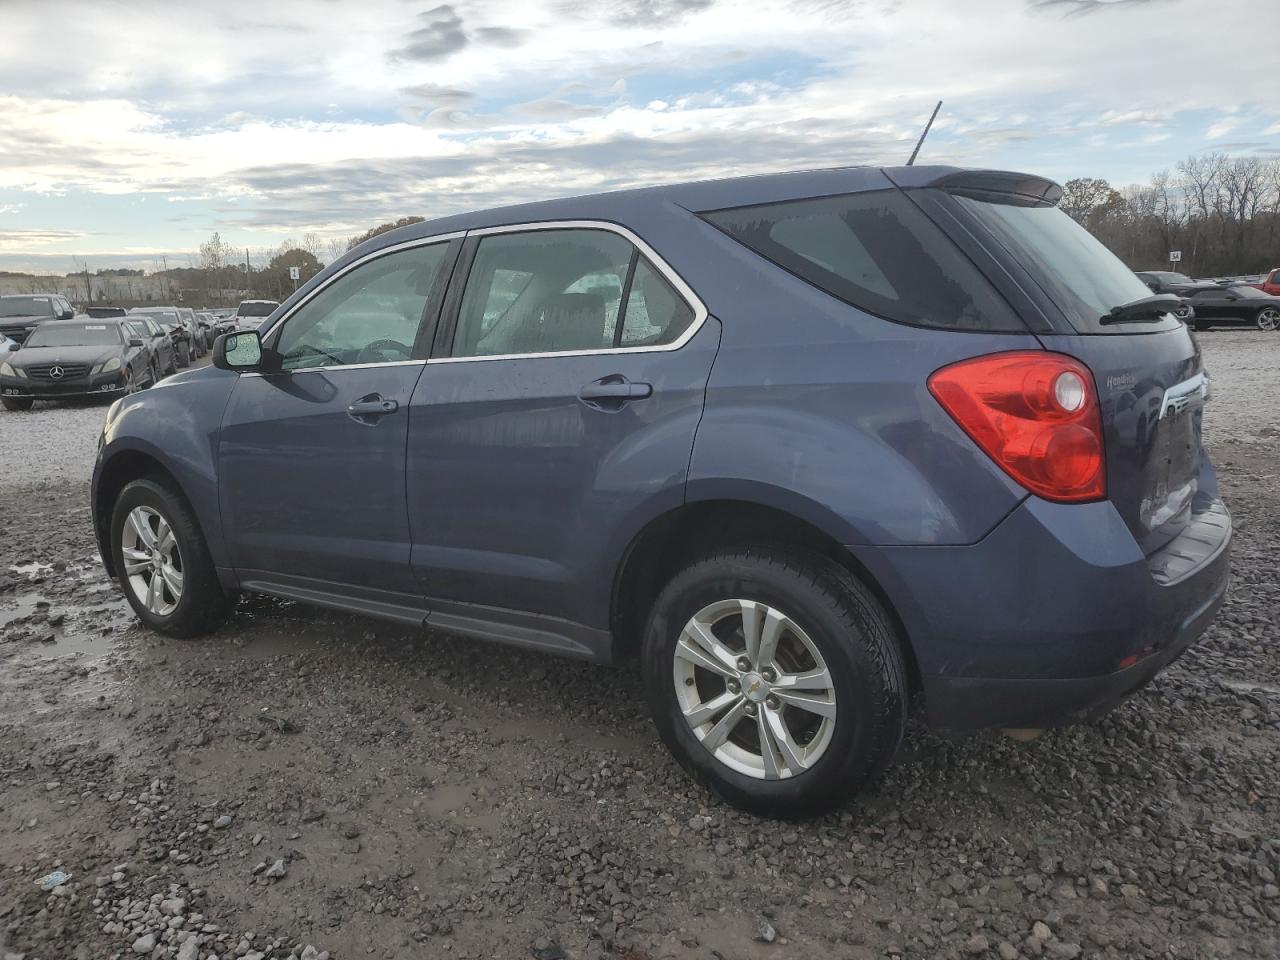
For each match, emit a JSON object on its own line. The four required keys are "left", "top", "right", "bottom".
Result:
{"left": 1160, "top": 272, "right": 1193, "bottom": 283}
{"left": 25, "top": 323, "right": 121, "bottom": 347}
{"left": 237, "top": 301, "right": 278, "bottom": 317}
{"left": 0, "top": 296, "right": 56, "bottom": 318}
{"left": 133, "top": 310, "right": 180, "bottom": 328}
{"left": 952, "top": 193, "right": 1177, "bottom": 334}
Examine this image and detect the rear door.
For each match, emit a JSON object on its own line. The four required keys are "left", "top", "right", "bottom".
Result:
{"left": 218, "top": 238, "right": 457, "bottom": 605}
{"left": 405, "top": 224, "right": 718, "bottom": 634}
{"left": 938, "top": 188, "right": 1207, "bottom": 555}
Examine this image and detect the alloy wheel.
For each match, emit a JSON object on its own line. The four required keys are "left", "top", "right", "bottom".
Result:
{"left": 120, "top": 506, "right": 184, "bottom": 617}
{"left": 1258, "top": 308, "right": 1280, "bottom": 332}
{"left": 673, "top": 598, "right": 837, "bottom": 780}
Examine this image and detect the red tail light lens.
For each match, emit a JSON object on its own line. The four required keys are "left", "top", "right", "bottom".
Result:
{"left": 928, "top": 351, "right": 1106, "bottom": 503}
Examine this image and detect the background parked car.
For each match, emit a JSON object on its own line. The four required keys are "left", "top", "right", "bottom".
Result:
{"left": 1184, "top": 284, "right": 1280, "bottom": 331}
{"left": 0, "top": 318, "right": 153, "bottom": 410}
{"left": 125, "top": 316, "right": 178, "bottom": 378}
{"left": 176, "top": 307, "right": 206, "bottom": 356}
{"left": 195, "top": 311, "right": 217, "bottom": 347}
{"left": 1134, "top": 270, "right": 1221, "bottom": 297}
{"left": 86, "top": 306, "right": 129, "bottom": 318}
{"left": 1261, "top": 267, "right": 1280, "bottom": 296}
{"left": 129, "top": 307, "right": 193, "bottom": 367}
{"left": 0, "top": 293, "right": 76, "bottom": 344}
{"left": 232, "top": 299, "right": 280, "bottom": 330}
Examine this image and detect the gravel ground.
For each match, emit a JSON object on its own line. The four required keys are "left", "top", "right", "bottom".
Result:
{"left": 0, "top": 330, "right": 1277, "bottom": 960}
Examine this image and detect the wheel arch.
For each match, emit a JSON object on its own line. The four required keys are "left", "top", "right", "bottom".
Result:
{"left": 94, "top": 445, "right": 208, "bottom": 579}
{"left": 609, "top": 497, "right": 922, "bottom": 694}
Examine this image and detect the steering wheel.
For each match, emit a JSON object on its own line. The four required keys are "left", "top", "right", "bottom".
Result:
{"left": 356, "top": 338, "right": 414, "bottom": 364}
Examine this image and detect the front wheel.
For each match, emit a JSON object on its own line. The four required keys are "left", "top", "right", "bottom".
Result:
{"left": 643, "top": 547, "right": 907, "bottom": 819}
{"left": 1257, "top": 307, "right": 1280, "bottom": 332}
{"left": 176, "top": 342, "right": 191, "bottom": 368}
{"left": 111, "top": 478, "right": 230, "bottom": 637}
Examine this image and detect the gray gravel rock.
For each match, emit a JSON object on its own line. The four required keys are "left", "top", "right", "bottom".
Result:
{"left": 0, "top": 334, "right": 1277, "bottom": 959}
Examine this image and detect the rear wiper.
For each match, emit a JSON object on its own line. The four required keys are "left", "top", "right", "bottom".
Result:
{"left": 1100, "top": 294, "right": 1181, "bottom": 325}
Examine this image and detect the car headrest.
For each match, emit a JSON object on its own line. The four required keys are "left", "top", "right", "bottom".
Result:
{"left": 514, "top": 292, "right": 609, "bottom": 353}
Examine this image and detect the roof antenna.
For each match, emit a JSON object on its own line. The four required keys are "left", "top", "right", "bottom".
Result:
{"left": 906, "top": 100, "right": 943, "bottom": 166}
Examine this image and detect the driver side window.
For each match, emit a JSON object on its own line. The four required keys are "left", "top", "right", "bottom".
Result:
{"left": 274, "top": 242, "right": 449, "bottom": 371}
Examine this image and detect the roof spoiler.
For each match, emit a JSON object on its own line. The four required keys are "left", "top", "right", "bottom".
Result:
{"left": 886, "top": 168, "right": 1062, "bottom": 206}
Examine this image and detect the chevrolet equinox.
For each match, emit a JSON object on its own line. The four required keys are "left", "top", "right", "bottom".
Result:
{"left": 92, "top": 166, "right": 1231, "bottom": 817}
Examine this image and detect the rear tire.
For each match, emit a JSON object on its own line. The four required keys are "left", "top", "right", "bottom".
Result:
{"left": 1257, "top": 307, "right": 1280, "bottom": 332}
{"left": 643, "top": 546, "right": 907, "bottom": 819}
{"left": 1, "top": 396, "right": 34, "bottom": 412}
{"left": 111, "top": 478, "right": 229, "bottom": 638}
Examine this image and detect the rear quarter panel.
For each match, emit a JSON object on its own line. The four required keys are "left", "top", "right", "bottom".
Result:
{"left": 676, "top": 214, "right": 1038, "bottom": 546}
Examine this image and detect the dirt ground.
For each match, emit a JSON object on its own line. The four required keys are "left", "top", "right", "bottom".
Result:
{"left": 1, "top": 331, "right": 1277, "bottom": 960}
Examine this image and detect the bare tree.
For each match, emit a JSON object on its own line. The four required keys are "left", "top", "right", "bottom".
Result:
{"left": 301, "top": 232, "right": 325, "bottom": 261}
{"left": 324, "top": 237, "right": 347, "bottom": 265}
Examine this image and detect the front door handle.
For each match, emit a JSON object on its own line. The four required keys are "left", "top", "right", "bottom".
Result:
{"left": 347, "top": 396, "right": 399, "bottom": 420}
{"left": 579, "top": 376, "right": 653, "bottom": 409}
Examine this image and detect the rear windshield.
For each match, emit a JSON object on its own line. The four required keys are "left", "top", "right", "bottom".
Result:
{"left": 703, "top": 190, "right": 1024, "bottom": 332}
{"left": 952, "top": 193, "right": 1180, "bottom": 334}
{"left": 25, "top": 323, "right": 121, "bottom": 347}
{"left": 237, "top": 301, "right": 278, "bottom": 317}
{"left": 0, "top": 296, "right": 56, "bottom": 318}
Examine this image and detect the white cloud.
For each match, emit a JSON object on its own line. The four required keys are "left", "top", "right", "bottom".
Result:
{"left": 0, "top": 0, "right": 1276, "bottom": 259}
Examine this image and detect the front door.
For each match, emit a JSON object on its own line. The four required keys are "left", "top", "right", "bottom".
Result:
{"left": 219, "top": 239, "right": 457, "bottom": 604}
{"left": 406, "top": 225, "right": 717, "bottom": 633}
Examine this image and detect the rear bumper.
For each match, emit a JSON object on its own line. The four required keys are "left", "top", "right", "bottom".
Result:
{"left": 921, "top": 548, "right": 1227, "bottom": 729}
{"left": 851, "top": 481, "right": 1231, "bottom": 731}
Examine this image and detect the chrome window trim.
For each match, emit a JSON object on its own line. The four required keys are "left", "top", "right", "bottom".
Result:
{"left": 255, "top": 231, "right": 467, "bottom": 342}
{"left": 429, "top": 219, "right": 708, "bottom": 364}
{"left": 241, "top": 359, "right": 425, "bottom": 379}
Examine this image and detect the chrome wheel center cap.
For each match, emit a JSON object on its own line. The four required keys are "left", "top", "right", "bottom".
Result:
{"left": 741, "top": 671, "right": 769, "bottom": 703}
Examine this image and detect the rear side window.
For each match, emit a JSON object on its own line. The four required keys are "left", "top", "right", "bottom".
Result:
{"left": 704, "top": 190, "right": 1024, "bottom": 331}
{"left": 451, "top": 228, "right": 697, "bottom": 358}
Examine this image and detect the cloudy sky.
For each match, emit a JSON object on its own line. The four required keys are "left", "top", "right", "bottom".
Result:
{"left": 1, "top": 0, "right": 1277, "bottom": 274}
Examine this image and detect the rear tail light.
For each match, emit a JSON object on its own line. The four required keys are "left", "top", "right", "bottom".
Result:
{"left": 928, "top": 351, "right": 1106, "bottom": 503}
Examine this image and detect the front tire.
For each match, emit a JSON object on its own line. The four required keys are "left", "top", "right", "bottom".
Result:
{"left": 111, "top": 478, "right": 229, "bottom": 638}
{"left": 1, "top": 396, "right": 34, "bottom": 412}
{"left": 643, "top": 547, "right": 907, "bottom": 819}
{"left": 176, "top": 342, "right": 191, "bottom": 368}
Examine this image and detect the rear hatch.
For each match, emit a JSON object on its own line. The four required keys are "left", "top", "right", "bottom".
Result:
{"left": 924, "top": 178, "right": 1206, "bottom": 556}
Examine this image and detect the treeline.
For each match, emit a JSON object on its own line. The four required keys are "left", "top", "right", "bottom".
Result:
{"left": 183, "top": 218, "right": 428, "bottom": 304}
{"left": 1064, "top": 153, "right": 1280, "bottom": 278}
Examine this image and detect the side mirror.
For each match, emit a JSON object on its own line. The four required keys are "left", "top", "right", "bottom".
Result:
{"left": 129, "top": 337, "right": 144, "bottom": 348}
{"left": 59, "top": 309, "right": 74, "bottom": 320}
{"left": 213, "top": 331, "right": 264, "bottom": 371}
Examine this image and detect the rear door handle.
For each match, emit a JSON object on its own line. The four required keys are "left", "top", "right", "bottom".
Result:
{"left": 347, "top": 396, "right": 399, "bottom": 420}
{"left": 579, "top": 376, "right": 652, "bottom": 408}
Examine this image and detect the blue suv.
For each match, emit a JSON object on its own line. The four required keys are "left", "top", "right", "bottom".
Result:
{"left": 92, "top": 166, "right": 1230, "bottom": 817}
